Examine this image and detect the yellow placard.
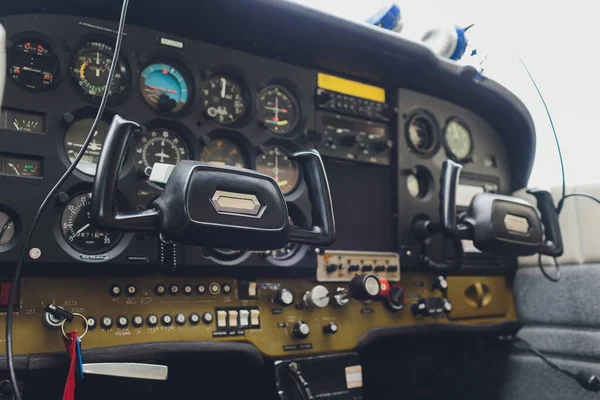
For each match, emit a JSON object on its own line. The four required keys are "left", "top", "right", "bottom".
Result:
{"left": 318, "top": 73, "right": 385, "bottom": 103}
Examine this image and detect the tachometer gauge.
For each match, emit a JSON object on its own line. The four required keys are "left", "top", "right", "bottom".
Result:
{"left": 202, "top": 75, "right": 247, "bottom": 125}
{"left": 140, "top": 63, "right": 190, "bottom": 113}
{"left": 135, "top": 128, "right": 189, "bottom": 177}
{"left": 0, "top": 212, "right": 15, "bottom": 246}
{"left": 8, "top": 39, "right": 59, "bottom": 91}
{"left": 60, "top": 192, "right": 123, "bottom": 254}
{"left": 71, "top": 41, "right": 130, "bottom": 99}
{"left": 256, "top": 147, "right": 299, "bottom": 195}
{"left": 64, "top": 118, "right": 110, "bottom": 176}
{"left": 257, "top": 85, "right": 299, "bottom": 134}
{"left": 444, "top": 118, "right": 472, "bottom": 162}
{"left": 200, "top": 138, "right": 247, "bottom": 168}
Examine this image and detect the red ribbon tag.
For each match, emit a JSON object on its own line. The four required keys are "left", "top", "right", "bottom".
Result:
{"left": 63, "top": 330, "right": 79, "bottom": 400}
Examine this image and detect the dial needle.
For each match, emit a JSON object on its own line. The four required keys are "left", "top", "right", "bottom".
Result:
{"left": 76, "top": 223, "right": 90, "bottom": 235}
{"left": 8, "top": 163, "right": 19, "bottom": 176}
{"left": 220, "top": 77, "right": 226, "bottom": 98}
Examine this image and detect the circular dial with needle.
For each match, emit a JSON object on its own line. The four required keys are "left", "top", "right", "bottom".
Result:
{"left": 0, "top": 211, "right": 15, "bottom": 246}
{"left": 444, "top": 118, "right": 473, "bottom": 161}
{"left": 71, "top": 41, "right": 129, "bottom": 99}
{"left": 60, "top": 192, "right": 123, "bottom": 254}
{"left": 199, "top": 139, "right": 247, "bottom": 168}
{"left": 140, "top": 63, "right": 190, "bottom": 113}
{"left": 135, "top": 128, "right": 189, "bottom": 177}
{"left": 202, "top": 75, "right": 248, "bottom": 125}
{"left": 64, "top": 118, "right": 110, "bottom": 176}
{"left": 257, "top": 85, "right": 299, "bottom": 134}
{"left": 256, "top": 147, "right": 299, "bottom": 195}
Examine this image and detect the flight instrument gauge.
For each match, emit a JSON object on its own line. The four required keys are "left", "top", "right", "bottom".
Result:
{"left": 0, "top": 212, "right": 15, "bottom": 246}
{"left": 444, "top": 118, "right": 473, "bottom": 162}
{"left": 256, "top": 147, "right": 299, "bottom": 195}
{"left": 257, "top": 85, "right": 299, "bottom": 135}
{"left": 8, "top": 39, "right": 59, "bottom": 91}
{"left": 199, "top": 138, "right": 247, "bottom": 168}
{"left": 71, "top": 41, "right": 130, "bottom": 99}
{"left": 202, "top": 75, "right": 248, "bottom": 125}
{"left": 135, "top": 128, "right": 189, "bottom": 177}
{"left": 140, "top": 63, "right": 190, "bottom": 113}
{"left": 60, "top": 192, "right": 123, "bottom": 254}
{"left": 64, "top": 118, "right": 111, "bottom": 176}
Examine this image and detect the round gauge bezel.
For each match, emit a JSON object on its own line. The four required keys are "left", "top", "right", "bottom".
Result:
{"left": 405, "top": 110, "right": 440, "bottom": 158}
{"left": 202, "top": 247, "right": 251, "bottom": 266}
{"left": 7, "top": 32, "right": 62, "bottom": 92}
{"left": 255, "top": 145, "right": 301, "bottom": 196}
{"left": 404, "top": 166, "right": 433, "bottom": 201}
{"left": 58, "top": 191, "right": 126, "bottom": 256}
{"left": 199, "top": 130, "right": 253, "bottom": 169}
{"left": 135, "top": 120, "right": 193, "bottom": 178}
{"left": 201, "top": 66, "right": 251, "bottom": 128}
{"left": 257, "top": 84, "right": 301, "bottom": 136}
{"left": 0, "top": 206, "right": 20, "bottom": 253}
{"left": 443, "top": 117, "right": 473, "bottom": 162}
{"left": 265, "top": 205, "right": 309, "bottom": 266}
{"left": 69, "top": 38, "right": 132, "bottom": 103}
{"left": 139, "top": 58, "right": 194, "bottom": 116}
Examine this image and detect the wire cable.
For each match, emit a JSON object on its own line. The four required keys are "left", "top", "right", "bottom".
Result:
{"left": 4, "top": 1, "right": 131, "bottom": 398}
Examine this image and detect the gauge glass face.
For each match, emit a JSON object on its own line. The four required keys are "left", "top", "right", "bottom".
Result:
{"left": 202, "top": 75, "right": 247, "bottom": 125}
{"left": 140, "top": 63, "right": 190, "bottom": 113}
{"left": 444, "top": 119, "right": 472, "bottom": 161}
{"left": 0, "top": 212, "right": 15, "bottom": 246}
{"left": 407, "top": 115, "right": 435, "bottom": 153}
{"left": 135, "top": 128, "right": 189, "bottom": 177}
{"left": 256, "top": 147, "right": 299, "bottom": 195}
{"left": 71, "top": 41, "right": 129, "bottom": 99}
{"left": 60, "top": 192, "right": 123, "bottom": 254}
{"left": 64, "top": 118, "right": 110, "bottom": 176}
{"left": 257, "top": 85, "right": 299, "bottom": 134}
{"left": 407, "top": 173, "right": 421, "bottom": 198}
{"left": 200, "top": 139, "right": 246, "bottom": 168}
{"left": 9, "top": 40, "right": 59, "bottom": 91}
{"left": 1, "top": 109, "right": 45, "bottom": 133}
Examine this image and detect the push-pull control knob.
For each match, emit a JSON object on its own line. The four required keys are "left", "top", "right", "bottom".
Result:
{"left": 303, "top": 285, "right": 330, "bottom": 308}
{"left": 274, "top": 289, "right": 295, "bottom": 307}
{"left": 349, "top": 274, "right": 381, "bottom": 301}
{"left": 293, "top": 321, "right": 311, "bottom": 339}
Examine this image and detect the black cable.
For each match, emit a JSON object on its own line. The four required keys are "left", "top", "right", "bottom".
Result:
{"left": 512, "top": 337, "right": 600, "bottom": 392}
{"left": 4, "top": 0, "right": 131, "bottom": 397}
{"left": 559, "top": 193, "right": 600, "bottom": 209}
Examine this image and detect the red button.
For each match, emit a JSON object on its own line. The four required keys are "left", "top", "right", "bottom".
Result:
{"left": 0, "top": 281, "right": 18, "bottom": 308}
{"left": 378, "top": 278, "right": 390, "bottom": 297}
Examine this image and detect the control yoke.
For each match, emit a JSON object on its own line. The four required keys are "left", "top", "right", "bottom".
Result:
{"left": 91, "top": 115, "right": 335, "bottom": 250}
{"left": 414, "top": 159, "right": 563, "bottom": 272}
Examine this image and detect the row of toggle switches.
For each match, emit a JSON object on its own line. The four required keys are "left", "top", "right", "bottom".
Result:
{"left": 215, "top": 308, "right": 261, "bottom": 330}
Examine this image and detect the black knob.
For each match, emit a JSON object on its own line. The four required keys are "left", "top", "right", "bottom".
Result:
{"left": 339, "top": 135, "right": 357, "bottom": 147}
{"left": 189, "top": 313, "right": 200, "bottom": 325}
{"left": 100, "top": 316, "right": 113, "bottom": 329}
{"left": 161, "top": 314, "right": 173, "bottom": 326}
{"left": 326, "top": 264, "right": 338, "bottom": 273}
{"left": 116, "top": 315, "right": 128, "bottom": 329}
{"left": 384, "top": 285, "right": 405, "bottom": 312}
{"left": 323, "top": 322, "right": 338, "bottom": 334}
{"left": 293, "top": 321, "right": 311, "bottom": 339}
{"left": 131, "top": 315, "right": 144, "bottom": 328}
{"left": 411, "top": 297, "right": 452, "bottom": 318}
{"left": 274, "top": 289, "right": 295, "bottom": 307}
{"left": 202, "top": 312, "right": 213, "bottom": 324}
{"left": 146, "top": 314, "right": 159, "bottom": 327}
{"left": 371, "top": 140, "right": 392, "bottom": 153}
{"left": 349, "top": 274, "right": 381, "bottom": 301}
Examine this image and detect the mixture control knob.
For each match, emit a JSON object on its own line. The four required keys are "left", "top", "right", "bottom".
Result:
{"left": 274, "top": 288, "right": 295, "bottom": 307}
{"left": 340, "top": 134, "right": 358, "bottom": 147}
{"left": 303, "top": 285, "right": 330, "bottom": 308}
{"left": 384, "top": 285, "right": 405, "bottom": 312}
{"left": 349, "top": 274, "right": 381, "bottom": 301}
{"left": 433, "top": 276, "right": 448, "bottom": 291}
{"left": 293, "top": 321, "right": 311, "bottom": 339}
{"left": 323, "top": 322, "right": 338, "bottom": 334}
